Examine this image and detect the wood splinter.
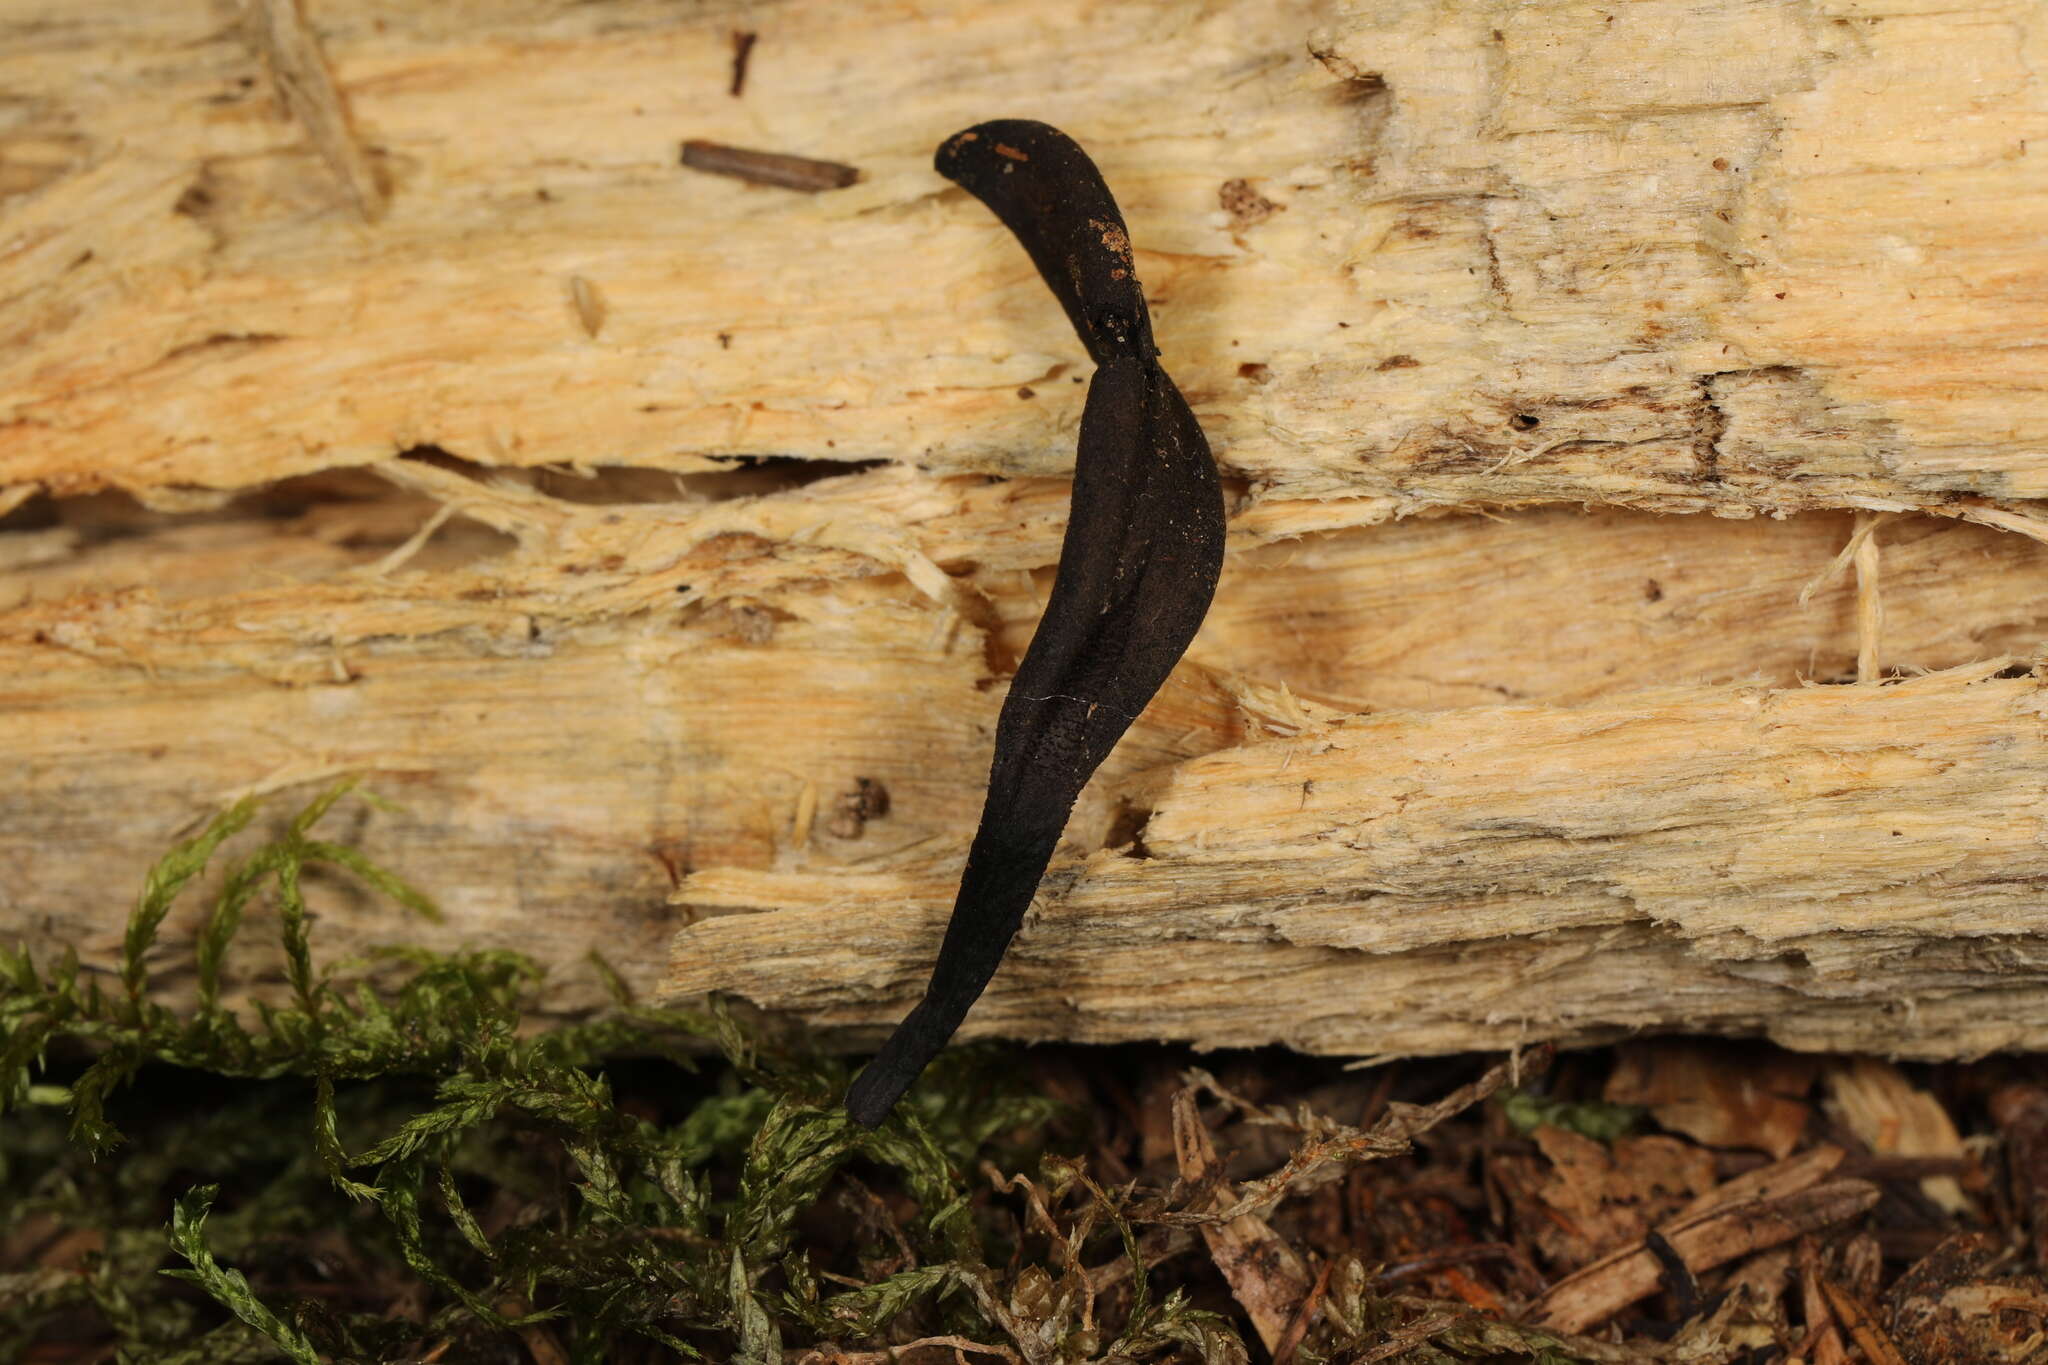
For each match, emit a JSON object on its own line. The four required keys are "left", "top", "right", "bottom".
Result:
{"left": 248, "top": 0, "right": 388, "bottom": 221}
{"left": 679, "top": 140, "right": 859, "bottom": 192}
{"left": 843, "top": 120, "right": 1227, "bottom": 1127}
{"left": 728, "top": 30, "right": 757, "bottom": 98}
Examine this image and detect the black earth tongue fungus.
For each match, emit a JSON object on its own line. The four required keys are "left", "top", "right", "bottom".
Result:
{"left": 845, "top": 121, "right": 1226, "bottom": 1128}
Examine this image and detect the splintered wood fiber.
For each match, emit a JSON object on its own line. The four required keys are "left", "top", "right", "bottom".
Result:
{"left": 2, "top": 0, "right": 2046, "bottom": 1058}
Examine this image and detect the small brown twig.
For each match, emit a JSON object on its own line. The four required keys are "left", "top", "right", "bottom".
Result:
{"left": 681, "top": 140, "right": 860, "bottom": 192}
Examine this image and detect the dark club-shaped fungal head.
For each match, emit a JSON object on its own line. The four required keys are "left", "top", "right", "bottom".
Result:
{"left": 935, "top": 120, "right": 1156, "bottom": 366}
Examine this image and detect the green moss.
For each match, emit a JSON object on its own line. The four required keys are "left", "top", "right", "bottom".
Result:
{"left": 0, "top": 783, "right": 1598, "bottom": 1363}
{"left": 0, "top": 784, "right": 1091, "bottom": 1361}
{"left": 1497, "top": 1089, "right": 1644, "bottom": 1142}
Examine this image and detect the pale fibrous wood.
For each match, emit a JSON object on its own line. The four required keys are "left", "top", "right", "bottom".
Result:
{"left": 2, "top": 0, "right": 2045, "bottom": 515}
{"left": 670, "top": 661, "right": 2048, "bottom": 1062}
{"left": 3, "top": 0, "right": 2047, "bottom": 1057}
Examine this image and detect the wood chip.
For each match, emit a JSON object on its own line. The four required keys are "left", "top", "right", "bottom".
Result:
{"left": 1533, "top": 1156, "right": 1877, "bottom": 1334}
{"left": 1819, "top": 1277, "right": 1910, "bottom": 1365}
{"left": 1824, "top": 1058, "right": 1973, "bottom": 1215}
{"left": 1603, "top": 1041, "right": 1816, "bottom": 1160}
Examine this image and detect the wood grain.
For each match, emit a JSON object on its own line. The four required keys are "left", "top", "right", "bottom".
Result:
{"left": 670, "top": 660, "right": 2048, "bottom": 1060}
{"left": 1, "top": 0, "right": 2043, "bottom": 516}
{"left": 4, "top": 0, "right": 2047, "bottom": 1057}
{"left": 7, "top": 458, "right": 2048, "bottom": 1049}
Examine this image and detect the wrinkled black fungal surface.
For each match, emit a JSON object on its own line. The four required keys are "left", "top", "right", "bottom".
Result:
{"left": 845, "top": 120, "right": 1226, "bottom": 1128}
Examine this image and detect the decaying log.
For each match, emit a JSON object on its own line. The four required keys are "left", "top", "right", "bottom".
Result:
{"left": 5, "top": 0, "right": 2046, "bottom": 515}
{"left": 4, "top": 0, "right": 2048, "bottom": 1057}
{"left": 671, "top": 660, "right": 2048, "bottom": 1061}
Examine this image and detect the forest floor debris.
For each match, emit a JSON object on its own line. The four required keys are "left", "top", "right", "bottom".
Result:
{"left": 3, "top": 785, "right": 2042, "bottom": 1363}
